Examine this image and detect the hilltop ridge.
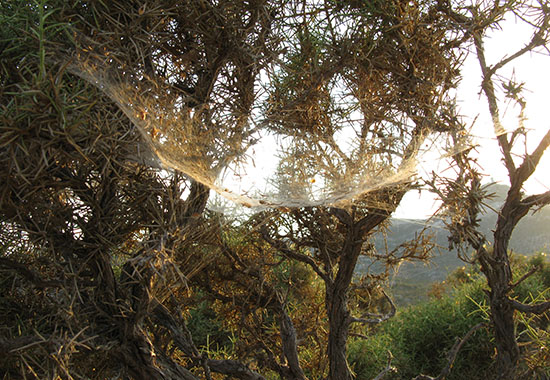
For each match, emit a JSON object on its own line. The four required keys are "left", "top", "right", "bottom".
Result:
{"left": 359, "top": 184, "right": 550, "bottom": 305}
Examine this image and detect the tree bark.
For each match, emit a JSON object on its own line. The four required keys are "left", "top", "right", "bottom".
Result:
{"left": 326, "top": 229, "right": 364, "bottom": 380}
{"left": 480, "top": 250, "right": 518, "bottom": 379}
{"left": 478, "top": 191, "right": 526, "bottom": 380}
{"left": 279, "top": 309, "right": 307, "bottom": 380}
{"left": 326, "top": 284, "right": 354, "bottom": 380}
{"left": 488, "top": 293, "right": 518, "bottom": 380}
{"left": 262, "top": 208, "right": 394, "bottom": 380}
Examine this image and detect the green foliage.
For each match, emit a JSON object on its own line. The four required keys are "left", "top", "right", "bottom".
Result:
{"left": 389, "top": 284, "right": 492, "bottom": 379}
{"left": 349, "top": 253, "right": 550, "bottom": 379}
{"left": 348, "top": 277, "right": 493, "bottom": 379}
{"left": 513, "top": 253, "right": 550, "bottom": 377}
{"left": 522, "top": 253, "right": 550, "bottom": 292}
{"left": 186, "top": 299, "right": 232, "bottom": 351}
{"left": 348, "top": 334, "right": 394, "bottom": 379}
{"left": 351, "top": 275, "right": 470, "bottom": 377}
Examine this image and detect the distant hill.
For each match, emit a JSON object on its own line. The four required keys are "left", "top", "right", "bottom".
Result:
{"left": 357, "top": 184, "right": 550, "bottom": 306}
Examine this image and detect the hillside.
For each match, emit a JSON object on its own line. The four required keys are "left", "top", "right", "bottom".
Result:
{"left": 358, "top": 184, "right": 550, "bottom": 305}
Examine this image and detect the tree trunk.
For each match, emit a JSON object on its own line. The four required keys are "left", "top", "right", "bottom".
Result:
{"left": 479, "top": 196, "right": 523, "bottom": 380}
{"left": 482, "top": 243, "right": 519, "bottom": 380}
{"left": 489, "top": 292, "right": 519, "bottom": 380}
{"left": 326, "top": 286, "right": 353, "bottom": 380}
{"left": 325, "top": 234, "right": 363, "bottom": 380}
{"left": 116, "top": 316, "right": 200, "bottom": 380}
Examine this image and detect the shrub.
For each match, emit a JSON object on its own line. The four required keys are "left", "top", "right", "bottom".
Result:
{"left": 348, "top": 275, "right": 493, "bottom": 379}
{"left": 349, "top": 252, "right": 550, "bottom": 379}
{"left": 348, "top": 333, "right": 394, "bottom": 379}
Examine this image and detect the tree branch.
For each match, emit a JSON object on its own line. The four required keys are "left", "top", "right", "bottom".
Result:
{"left": 372, "top": 351, "right": 396, "bottom": 380}
{"left": 153, "top": 301, "right": 266, "bottom": 379}
{"left": 508, "top": 266, "right": 538, "bottom": 291}
{"left": 0, "top": 331, "right": 97, "bottom": 358}
{"left": 349, "top": 289, "right": 396, "bottom": 324}
{"left": 277, "top": 305, "right": 307, "bottom": 380}
{"left": 473, "top": 31, "right": 515, "bottom": 176}
{"left": 260, "top": 226, "right": 331, "bottom": 284}
{"left": 356, "top": 212, "right": 388, "bottom": 235}
{"left": 154, "top": 303, "right": 265, "bottom": 380}
{"left": 487, "top": 29, "right": 548, "bottom": 79}
{"left": 328, "top": 207, "right": 352, "bottom": 226}
{"left": 520, "top": 190, "right": 550, "bottom": 209}
{"left": 515, "top": 129, "right": 550, "bottom": 187}
{"left": 0, "top": 257, "right": 62, "bottom": 288}
{"left": 207, "top": 359, "right": 266, "bottom": 380}
{"left": 508, "top": 298, "right": 550, "bottom": 315}
{"left": 0, "top": 335, "right": 45, "bottom": 355}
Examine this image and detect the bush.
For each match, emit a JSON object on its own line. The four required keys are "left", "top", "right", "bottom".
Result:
{"left": 387, "top": 283, "right": 492, "bottom": 379}
{"left": 348, "top": 275, "right": 493, "bottom": 379}
{"left": 186, "top": 299, "right": 232, "bottom": 350}
{"left": 349, "top": 252, "right": 550, "bottom": 379}
{"left": 348, "top": 333, "right": 394, "bottom": 379}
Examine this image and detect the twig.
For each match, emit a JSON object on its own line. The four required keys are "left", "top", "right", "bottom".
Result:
{"left": 508, "top": 266, "right": 538, "bottom": 291}
{"left": 372, "top": 351, "right": 396, "bottom": 380}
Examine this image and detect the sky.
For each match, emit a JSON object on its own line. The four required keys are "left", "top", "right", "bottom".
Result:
{"left": 394, "top": 14, "right": 550, "bottom": 219}
{"left": 461, "top": 16, "right": 550, "bottom": 193}
{"left": 209, "top": 10, "right": 550, "bottom": 219}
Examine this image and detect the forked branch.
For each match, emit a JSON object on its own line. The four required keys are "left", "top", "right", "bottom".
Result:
{"left": 372, "top": 351, "right": 396, "bottom": 380}
{"left": 508, "top": 299, "right": 550, "bottom": 315}
{"left": 260, "top": 225, "right": 331, "bottom": 284}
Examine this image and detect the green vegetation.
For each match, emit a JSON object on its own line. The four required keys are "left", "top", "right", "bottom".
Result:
{"left": 348, "top": 253, "right": 550, "bottom": 379}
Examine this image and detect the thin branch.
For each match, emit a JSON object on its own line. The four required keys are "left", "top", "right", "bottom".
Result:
{"left": 0, "top": 335, "right": 45, "bottom": 355}
{"left": 487, "top": 30, "right": 548, "bottom": 78}
{"left": 348, "top": 332, "right": 369, "bottom": 340}
{"left": 508, "top": 266, "right": 538, "bottom": 291}
{"left": 473, "top": 31, "right": 515, "bottom": 177}
{"left": 0, "top": 257, "right": 62, "bottom": 288}
{"left": 372, "top": 351, "right": 396, "bottom": 380}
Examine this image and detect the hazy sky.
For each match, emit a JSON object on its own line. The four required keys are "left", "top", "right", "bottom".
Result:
{"left": 462, "top": 17, "right": 550, "bottom": 194}
{"left": 395, "top": 14, "right": 550, "bottom": 219}
{"left": 212, "top": 12, "right": 550, "bottom": 219}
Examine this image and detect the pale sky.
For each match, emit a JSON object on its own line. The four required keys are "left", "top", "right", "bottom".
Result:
{"left": 395, "top": 14, "right": 550, "bottom": 219}
{"left": 212, "top": 12, "right": 550, "bottom": 219}
{"left": 462, "top": 16, "right": 550, "bottom": 194}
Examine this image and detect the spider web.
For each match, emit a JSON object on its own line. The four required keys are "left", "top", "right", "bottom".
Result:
{"left": 67, "top": 38, "right": 470, "bottom": 213}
